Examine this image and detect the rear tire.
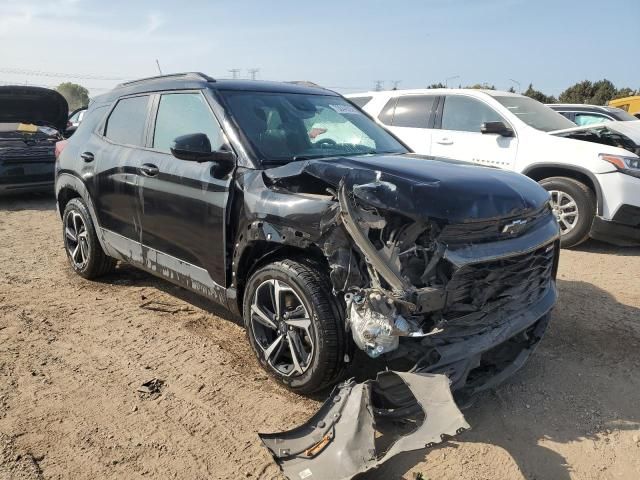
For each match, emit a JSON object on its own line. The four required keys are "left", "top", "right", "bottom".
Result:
{"left": 243, "top": 259, "right": 347, "bottom": 394}
{"left": 62, "top": 198, "right": 116, "bottom": 279}
{"left": 540, "top": 177, "right": 596, "bottom": 248}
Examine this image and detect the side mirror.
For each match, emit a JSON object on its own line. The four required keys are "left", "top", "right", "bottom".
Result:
{"left": 170, "top": 133, "right": 235, "bottom": 164}
{"left": 481, "top": 121, "right": 514, "bottom": 137}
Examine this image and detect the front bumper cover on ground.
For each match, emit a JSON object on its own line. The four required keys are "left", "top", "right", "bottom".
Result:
{"left": 259, "top": 372, "right": 469, "bottom": 480}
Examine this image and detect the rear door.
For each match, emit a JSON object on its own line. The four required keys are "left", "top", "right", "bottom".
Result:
{"left": 379, "top": 94, "right": 438, "bottom": 154}
{"left": 91, "top": 94, "right": 152, "bottom": 241}
{"left": 138, "top": 90, "right": 232, "bottom": 288}
{"left": 431, "top": 94, "right": 518, "bottom": 169}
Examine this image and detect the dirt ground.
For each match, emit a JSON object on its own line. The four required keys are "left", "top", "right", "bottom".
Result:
{"left": 1, "top": 194, "right": 639, "bottom": 480}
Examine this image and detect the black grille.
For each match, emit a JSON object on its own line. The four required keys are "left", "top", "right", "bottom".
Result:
{"left": 439, "top": 205, "right": 552, "bottom": 244}
{"left": 443, "top": 242, "right": 556, "bottom": 325}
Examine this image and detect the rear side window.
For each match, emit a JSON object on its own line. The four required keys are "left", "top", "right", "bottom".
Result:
{"left": 378, "top": 98, "right": 397, "bottom": 125}
{"left": 392, "top": 95, "right": 436, "bottom": 128}
{"left": 104, "top": 95, "right": 150, "bottom": 146}
{"left": 348, "top": 96, "right": 372, "bottom": 108}
{"left": 152, "top": 93, "right": 225, "bottom": 154}
{"left": 442, "top": 95, "right": 504, "bottom": 132}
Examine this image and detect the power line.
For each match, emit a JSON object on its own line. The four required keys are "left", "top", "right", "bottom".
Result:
{"left": 0, "top": 67, "right": 126, "bottom": 81}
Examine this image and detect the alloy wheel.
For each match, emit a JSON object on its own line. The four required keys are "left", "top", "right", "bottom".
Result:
{"left": 65, "top": 211, "right": 89, "bottom": 268}
{"left": 250, "top": 279, "right": 314, "bottom": 377}
{"left": 549, "top": 190, "right": 580, "bottom": 234}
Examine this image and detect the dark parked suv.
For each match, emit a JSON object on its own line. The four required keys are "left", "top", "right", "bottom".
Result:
{"left": 56, "top": 73, "right": 560, "bottom": 395}
{"left": 1, "top": 86, "right": 68, "bottom": 195}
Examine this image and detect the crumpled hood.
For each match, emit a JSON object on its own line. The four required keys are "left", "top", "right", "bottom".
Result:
{"left": 265, "top": 153, "right": 550, "bottom": 223}
{"left": 0, "top": 86, "right": 69, "bottom": 132}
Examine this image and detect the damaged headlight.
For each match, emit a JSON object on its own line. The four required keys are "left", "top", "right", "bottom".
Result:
{"left": 345, "top": 290, "right": 423, "bottom": 358}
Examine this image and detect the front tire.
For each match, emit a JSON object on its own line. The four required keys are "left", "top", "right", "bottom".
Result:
{"left": 540, "top": 176, "right": 596, "bottom": 248}
{"left": 62, "top": 198, "right": 116, "bottom": 279}
{"left": 243, "top": 259, "right": 347, "bottom": 394}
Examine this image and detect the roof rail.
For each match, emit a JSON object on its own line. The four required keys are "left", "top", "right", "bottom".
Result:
{"left": 116, "top": 72, "right": 215, "bottom": 88}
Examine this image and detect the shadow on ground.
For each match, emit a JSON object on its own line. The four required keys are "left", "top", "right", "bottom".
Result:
{"left": 0, "top": 192, "right": 55, "bottom": 212}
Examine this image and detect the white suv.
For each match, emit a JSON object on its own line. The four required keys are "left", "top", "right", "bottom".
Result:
{"left": 348, "top": 89, "right": 640, "bottom": 247}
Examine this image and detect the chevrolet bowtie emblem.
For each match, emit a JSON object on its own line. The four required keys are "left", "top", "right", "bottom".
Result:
{"left": 502, "top": 219, "right": 528, "bottom": 235}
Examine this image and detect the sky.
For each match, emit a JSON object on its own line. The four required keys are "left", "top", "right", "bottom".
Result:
{"left": 1, "top": 0, "right": 639, "bottom": 97}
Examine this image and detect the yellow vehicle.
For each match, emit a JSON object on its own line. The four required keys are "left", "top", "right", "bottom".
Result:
{"left": 608, "top": 96, "right": 640, "bottom": 117}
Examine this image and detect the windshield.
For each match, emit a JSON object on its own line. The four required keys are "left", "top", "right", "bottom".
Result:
{"left": 608, "top": 108, "right": 638, "bottom": 121}
{"left": 493, "top": 95, "right": 576, "bottom": 132}
{"left": 219, "top": 91, "right": 407, "bottom": 164}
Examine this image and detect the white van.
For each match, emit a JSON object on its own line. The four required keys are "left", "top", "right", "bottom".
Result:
{"left": 348, "top": 89, "right": 640, "bottom": 247}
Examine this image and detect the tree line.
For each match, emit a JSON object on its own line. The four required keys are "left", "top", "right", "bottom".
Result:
{"left": 54, "top": 78, "right": 639, "bottom": 112}
{"left": 426, "top": 79, "right": 638, "bottom": 105}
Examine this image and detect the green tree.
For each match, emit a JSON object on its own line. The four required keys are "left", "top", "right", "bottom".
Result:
{"left": 590, "top": 79, "right": 616, "bottom": 105}
{"left": 426, "top": 82, "right": 446, "bottom": 89}
{"left": 558, "top": 80, "right": 593, "bottom": 104}
{"left": 465, "top": 83, "right": 496, "bottom": 90}
{"left": 56, "top": 82, "right": 89, "bottom": 110}
{"left": 523, "top": 83, "right": 557, "bottom": 103}
{"left": 613, "top": 87, "right": 637, "bottom": 100}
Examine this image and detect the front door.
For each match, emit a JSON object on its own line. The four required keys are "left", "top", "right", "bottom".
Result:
{"left": 430, "top": 94, "right": 518, "bottom": 170}
{"left": 138, "top": 91, "right": 232, "bottom": 291}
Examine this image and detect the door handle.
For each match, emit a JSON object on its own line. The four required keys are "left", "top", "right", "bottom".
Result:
{"left": 436, "top": 138, "right": 453, "bottom": 145}
{"left": 140, "top": 163, "right": 159, "bottom": 177}
{"left": 81, "top": 151, "right": 94, "bottom": 162}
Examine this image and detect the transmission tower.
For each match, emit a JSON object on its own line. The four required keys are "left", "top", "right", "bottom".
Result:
{"left": 248, "top": 68, "right": 260, "bottom": 80}
{"left": 228, "top": 69, "right": 241, "bottom": 79}
{"left": 374, "top": 80, "right": 384, "bottom": 91}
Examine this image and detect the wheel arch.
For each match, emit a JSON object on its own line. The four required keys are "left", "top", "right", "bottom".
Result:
{"left": 523, "top": 163, "right": 603, "bottom": 216}
{"left": 233, "top": 240, "right": 330, "bottom": 317}
{"left": 55, "top": 173, "right": 109, "bottom": 251}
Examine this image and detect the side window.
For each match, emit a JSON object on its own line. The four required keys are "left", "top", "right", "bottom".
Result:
{"left": 392, "top": 95, "right": 436, "bottom": 128}
{"left": 574, "top": 113, "right": 611, "bottom": 126}
{"left": 104, "top": 95, "right": 150, "bottom": 146}
{"left": 153, "top": 93, "right": 224, "bottom": 154}
{"left": 378, "top": 98, "right": 397, "bottom": 125}
{"left": 441, "top": 96, "right": 505, "bottom": 133}
{"left": 348, "top": 96, "right": 372, "bottom": 108}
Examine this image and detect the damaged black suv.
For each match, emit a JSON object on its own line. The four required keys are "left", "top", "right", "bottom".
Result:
{"left": 56, "top": 73, "right": 560, "bottom": 395}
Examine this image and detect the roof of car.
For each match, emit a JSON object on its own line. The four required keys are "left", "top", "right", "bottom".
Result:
{"left": 94, "top": 73, "right": 339, "bottom": 103}
{"left": 547, "top": 104, "right": 621, "bottom": 113}
{"left": 346, "top": 88, "right": 521, "bottom": 98}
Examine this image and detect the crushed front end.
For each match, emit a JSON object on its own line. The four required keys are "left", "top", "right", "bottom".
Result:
{"left": 238, "top": 154, "right": 560, "bottom": 395}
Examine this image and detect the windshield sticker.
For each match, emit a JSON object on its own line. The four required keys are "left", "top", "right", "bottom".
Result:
{"left": 329, "top": 104, "right": 360, "bottom": 115}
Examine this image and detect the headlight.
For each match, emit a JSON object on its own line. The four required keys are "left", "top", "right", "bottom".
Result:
{"left": 600, "top": 153, "right": 640, "bottom": 171}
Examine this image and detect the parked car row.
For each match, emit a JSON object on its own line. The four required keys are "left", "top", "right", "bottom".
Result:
{"left": 347, "top": 88, "right": 640, "bottom": 247}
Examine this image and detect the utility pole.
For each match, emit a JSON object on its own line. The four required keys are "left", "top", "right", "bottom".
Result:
{"left": 248, "top": 68, "right": 259, "bottom": 80}
{"left": 374, "top": 80, "right": 384, "bottom": 92}
{"left": 155, "top": 59, "right": 163, "bottom": 75}
{"left": 445, "top": 75, "right": 460, "bottom": 87}
{"left": 228, "top": 69, "right": 241, "bottom": 79}
{"left": 391, "top": 80, "right": 401, "bottom": 90}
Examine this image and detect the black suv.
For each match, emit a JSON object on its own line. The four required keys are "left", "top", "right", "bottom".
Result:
{"left": 56, "top": 73, "right": 560, "bottom": 394}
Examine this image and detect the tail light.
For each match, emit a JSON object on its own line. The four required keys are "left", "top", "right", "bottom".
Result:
{"left": 55, "top": 140, "right": 68, "bottom": 159}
